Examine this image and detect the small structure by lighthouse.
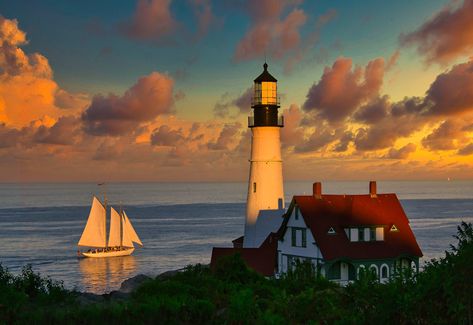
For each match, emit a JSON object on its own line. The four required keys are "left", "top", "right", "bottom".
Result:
{"left": 244, "top": 63, "right": 285, "bottom": 248}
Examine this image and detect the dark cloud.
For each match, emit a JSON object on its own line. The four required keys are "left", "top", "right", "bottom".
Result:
{"left": 302, "top": 57, "right": 384, "bottom": 123}
{"left": 353, "top": 96, "right": 389, "bottom": 124}
{"left": 400, "top": 0, "right": 473, "bottom": 64}
{"left": 424, "top": 59, "right": 473, "bottom": 116}
{"left": 294, "top": 126, "right": 340, "bottom": 153}
{"left": 213, "top": 87, "right": 252, "bottom": 118}
{"left": 82, "top": 72, "right": 174, "bottom": 136}
{"left": 34, "top": 116, "right": 80, "bottom": 145}
{"left": 150, "top": 125, "right": 185, "bottom": 146}
{"left": 385, "top": 143, "right": 416, "bottom": 159}
{"left": 333, "top": 131, "right": 353, "bottom": 152}
{"left": 422, "top": 119, "right": 470, "bottom": 150}
{"left": 458, "top": 143, "right": 473, "bottom": 155}
{"left": 207, "top": 123, "right": 241, "bottom": 150}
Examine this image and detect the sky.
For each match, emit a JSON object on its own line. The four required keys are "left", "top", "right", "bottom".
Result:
{"left": 0, "top": 0, "right": 472, "bottom": 182}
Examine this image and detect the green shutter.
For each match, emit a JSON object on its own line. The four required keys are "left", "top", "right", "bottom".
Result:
{"left": 302, "top": 229, "right": 307, "bottom": 247}
{"left": 291, "top": 228, "right": 296, "bottom": 247}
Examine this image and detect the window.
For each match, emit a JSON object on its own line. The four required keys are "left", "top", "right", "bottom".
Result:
{"left": 327, "top": 227, "right": 336, "bottom": 235}
{"left": 358, "top": 228, "right": 365, "bottom": 241}
{"left": 291, "top": 227, "right": 307, "bottom": 247}
{"left": 390, "top": 224, "right": 399, "bottom": 232}
{"left": 381, "top": 265, "right": 389, "bottom": 278}
{"left": 376, "top": 227, "right": 384, "bottom": 240}
{"left": 253, "top": 182, "right": 256, "bottom": 193}
{"left": 370, "top": 228, "right": 376, "bottom": 241}
{"left": 350, "top": 228, "right": 358, "bottom": 242}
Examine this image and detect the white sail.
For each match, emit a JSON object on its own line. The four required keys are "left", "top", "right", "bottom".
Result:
{"left": 108, "top": 207, "right": 121, "bottom": 247}
{"left": 123, "top": 211, "right": 143, "bottom": 246}
{"left": 78, "top": 197, "right": 106, "bottom": 248}
{"left": 121, "top": 213, "right": 134, "bottom": 248}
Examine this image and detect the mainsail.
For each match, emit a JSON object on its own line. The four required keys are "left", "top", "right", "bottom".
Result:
{"left": 123, "top": 211, "right": 143, "bottom": 246}
{"left": 78, "top": 197, "right": 106, "bottom": 247}
{"left": 108, "top": 207, "right": 121, "bottom": 247}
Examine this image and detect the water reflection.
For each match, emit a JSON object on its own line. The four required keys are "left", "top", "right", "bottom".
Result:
{"left": 78, "top": 256, "right": 137, "bottom": 293}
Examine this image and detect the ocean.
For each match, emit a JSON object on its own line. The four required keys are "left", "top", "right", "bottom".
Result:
{"left": 0, "top": 181, "right": 472, "bottom": 294}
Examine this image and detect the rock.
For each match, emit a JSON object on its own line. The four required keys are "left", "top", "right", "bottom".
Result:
{"left": 118, "top": 274, "right": 151, "bottom": 293}
{"left": 75, "top": 292, "right": 105, "bottom": 305}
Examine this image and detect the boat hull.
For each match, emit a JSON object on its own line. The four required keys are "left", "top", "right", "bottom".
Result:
{"left": 81, "top": 248, "right": 135, "bottom": 258}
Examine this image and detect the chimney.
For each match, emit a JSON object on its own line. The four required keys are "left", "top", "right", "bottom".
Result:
{"left": 313, "top": 182, "right": 322, "bottom": 199}
{"left": 369, "top": 181, "right": 377, "bottom": 198}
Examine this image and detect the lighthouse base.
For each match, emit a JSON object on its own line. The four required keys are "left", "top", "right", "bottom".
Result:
{"left": 243, "top": 208, "right": 285, "bottom": 248}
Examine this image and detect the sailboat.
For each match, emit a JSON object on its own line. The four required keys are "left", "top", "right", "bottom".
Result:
{"left": 78, "top": 196, "right": 143, "bottom": 258}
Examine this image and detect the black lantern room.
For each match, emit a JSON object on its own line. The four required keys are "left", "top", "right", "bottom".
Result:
{"left": 249, "top": 63, "right": 283, "bottom": 128}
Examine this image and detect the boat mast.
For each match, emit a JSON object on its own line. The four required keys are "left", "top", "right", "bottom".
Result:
{"left": 120, "top": 201, "right": 123, "bottom": 248}
{"left": 100, "top": 182, "right": 108, "bottom": 249}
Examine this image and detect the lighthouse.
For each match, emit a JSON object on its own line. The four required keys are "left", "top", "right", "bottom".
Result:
{"left": 243, "top": 63, "right": 285, "bottom": 248}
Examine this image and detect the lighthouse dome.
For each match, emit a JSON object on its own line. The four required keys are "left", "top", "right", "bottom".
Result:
{"left": 254, "top": 63, "right": 277, "bottom": 82}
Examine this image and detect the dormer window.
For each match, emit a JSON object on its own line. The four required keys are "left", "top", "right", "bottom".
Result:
{"left": 346, "top": 226, "right": 384, "bottom": 242}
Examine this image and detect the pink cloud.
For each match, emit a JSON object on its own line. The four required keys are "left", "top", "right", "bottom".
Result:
{"left": 400, "top": 0, "right": 473, "bottom": 65}
{"left": 234, "top": 0, "right": 307, "bottom": 61}
{"left": 82, "top": 72, "right": 174, "bottom": 136}
{"left": 119, "top": 0, "right": 178, "bottom": 42}
{"left": 302, "top": 57, "right": 385, "bottom": 123}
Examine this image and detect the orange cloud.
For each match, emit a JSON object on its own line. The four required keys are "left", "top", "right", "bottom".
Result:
{"left": 0, "top": 16, "right": 88, "bottom": 127}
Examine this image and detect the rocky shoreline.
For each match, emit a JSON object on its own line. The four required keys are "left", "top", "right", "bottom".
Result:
{"left": 74, "top": 268, "right": 187, "bottom": 304}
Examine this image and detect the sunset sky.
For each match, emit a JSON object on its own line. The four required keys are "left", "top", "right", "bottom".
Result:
{"left": 1, "top": 0, "right": 472, "bottom": 182}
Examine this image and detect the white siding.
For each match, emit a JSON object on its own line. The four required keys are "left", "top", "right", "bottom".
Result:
{"left": 277, "top": 206, "right": 321, "bottom": 274}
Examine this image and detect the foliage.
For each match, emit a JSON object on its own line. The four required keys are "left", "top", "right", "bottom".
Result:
{"left": 0, "top": 222, "right": 472, "bottom": 324}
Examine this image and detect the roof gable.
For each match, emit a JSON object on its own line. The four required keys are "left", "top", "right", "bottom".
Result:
{"left": 278, "top": 194, "right": 422, "bottom": 261}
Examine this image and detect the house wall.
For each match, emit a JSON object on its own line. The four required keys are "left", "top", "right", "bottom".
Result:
{"left": 277, "top": 205, "right": 323, "bottom": 275}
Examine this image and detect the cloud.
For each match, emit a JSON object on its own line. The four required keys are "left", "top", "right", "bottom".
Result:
{"left": 458, "top": 143, "right": 473, "bottom": 155}
{"left": 385, "top": 143, "right": 416, "bottom": 159}
{"left": 353, "top": 96, "right": 389, "bottom": 124}
{"left": 302, "top": 57, "right": 385, "bottom": 123}
{"left": 33, "top": 116, "right": 80, "bottom": 145}
{"left": 0, "top": 16, "right": 87, "bottom": 127}
{"left": 82, "top": 72, "right": 174, "bottom": 136}
{"left": 400, "top": 0, "right": 473, "bottom": 65}
{"left": 424, "top": 59, "right": 473, "bottom": 116}
{"left": 190, "top": 0, "right": 216, "bottom": 40}
{"left": 207, "top": 123, "right": 241, "bottom": 150}
{"left": 422, "top": 119, "right": 471, "bottom": 150}
{"left": 284, "top": 8, "right": 337, "bottom": 73}
{"left": 54, "top": 89, "right": 89, "bottom": 110}
{"left": 280, "top": 104, "right": 304, "bottom": 147}
{"left": 234, "top": 0, "right": 307, "bottom": 61}
{"left": 119, "top": 0, "right": 178, "bottom": 43}
{"left": 150, "top": 125, "right": 185, "bottom": 146}
{"left": 213, "top": 87, "right": 252, "bottom": 118}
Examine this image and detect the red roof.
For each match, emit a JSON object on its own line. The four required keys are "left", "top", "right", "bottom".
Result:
{"left": 210, "top": 233, "right": 278, "bottom": 276}
{"left": 279, "top": 194, "right": 422, "bottom": 261}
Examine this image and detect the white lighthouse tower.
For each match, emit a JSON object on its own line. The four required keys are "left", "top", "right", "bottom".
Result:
{"left": 243, "top": 63, "right": 285, "bottom": 248}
